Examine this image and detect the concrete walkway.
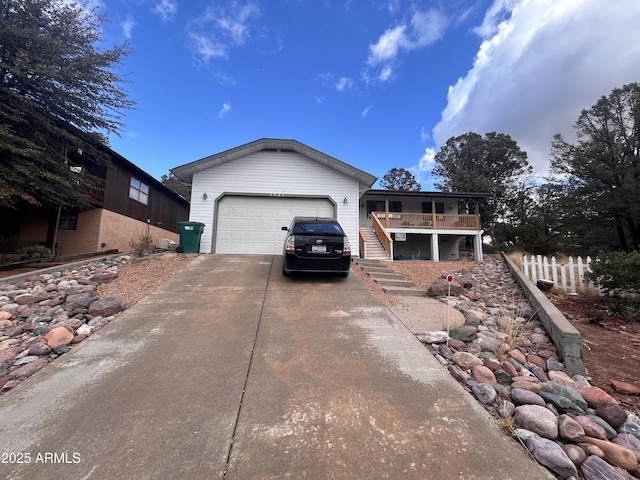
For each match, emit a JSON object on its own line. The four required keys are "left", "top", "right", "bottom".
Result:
{"left": 0, "top": 255, "right": 551, "bottom": 479}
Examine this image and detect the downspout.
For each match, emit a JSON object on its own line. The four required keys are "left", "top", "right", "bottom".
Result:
{"left": 51, "top": 206, "right": 62, "bottom": 258}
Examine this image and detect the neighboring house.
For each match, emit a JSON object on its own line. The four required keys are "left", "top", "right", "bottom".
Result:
{"left": 18, "top": 145, "right": 189, "bottom": 256}
{"left": 172, "top": 138, "right": 486, "bottom": 262}
{"left": 359, "top": 190, "right": 486, "bottom": 262}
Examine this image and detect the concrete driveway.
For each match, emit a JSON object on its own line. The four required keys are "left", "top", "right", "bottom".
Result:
{"left": 0, "top": 255, "right": 550, "bottom": 479}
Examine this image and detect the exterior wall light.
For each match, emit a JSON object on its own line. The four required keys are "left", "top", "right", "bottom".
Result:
{"left": 343, "top": 197, "right": 348, "bottom": 204}
{"left": 203, "top": 192, "right": 208, "bottom": 200}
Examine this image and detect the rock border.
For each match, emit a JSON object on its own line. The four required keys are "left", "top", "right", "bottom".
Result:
{"left": 501, "top": 252, "right": 585, "bottom": 375}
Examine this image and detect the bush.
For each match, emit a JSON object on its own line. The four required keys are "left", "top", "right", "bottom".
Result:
{"left": 17, "top": 245, "right": 52, "bottom": 260}
{"left": 585, "top": 250, "right": 640, "bottom": 295}
{"left": 129, "top": 234, "right": 153, "bottom": 257}
{"left": 0, "top": 235, "right": 32, "bottom": 253}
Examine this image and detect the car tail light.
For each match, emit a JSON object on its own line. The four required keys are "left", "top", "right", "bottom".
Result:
{"left": 285, "top": 235, "right": 295, "bottom": 253}
{"left": 343, "top": 236, "right": 351, "bottom": 254}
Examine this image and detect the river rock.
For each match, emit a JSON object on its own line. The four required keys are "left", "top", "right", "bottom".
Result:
{"left": 580, "top": 436, "right": 638, "bottom": 471}
{"left": 27, "top": 343, "right": 52, "bottom": 356}
{"left": 525, "top": 436, "right": 577, "bottom": 479}
{"left": 471, "top": 365, "right": 496, "bottom": 385}
{"left": 65, "top": 293, "right": 96, "bottom": 310}
{"left": 611, "top": 433, "right": 640, "bottom": 461}
{"left": 451, "top": 351, "right": 483, "bottom": 370}
{"left": 43, "top": 326, "right": 74, "bottom": 348}
{"left": 10, "top": 358, "right": 48, "bottom": 379}
{"left": 595, "top": 401, "right": 627, "bottom": 429}
{"left": 0, "top": 347, "right": 21, "bottom": 365}
{"left": 511, "top": 388, "right": 545, "bottom": 406}
{"left": 586, "top": 414, "right": 618, "bottom": 439}
{"left": 561, "top": 443, "right": 586, "bottom": 465}
{"left": 620, "top": 418, "right": 640, "bottom": 440}
{"left": 539, "top": 391, "right": 584, "bottom": 415}
{"left": 577, "top": 386, "right": 616, "bottom": 408}
{"left": 88, "top": 297, "right": 124, "bottom": 317}
{"left": 547, "top": 370, "right": 578, "bottom": 388}
{"left": 515, "top": 404, "right": 558, "bottom": 439}
{"left": 574, "top": 415, "right": 608, "bottom": 440}
{"left": 416, "top": 331, "right": 449, "bottom": 344}
{"left": 88, "top": 272, "right": 118, "bottom": 284}
{"left": 558, "top": 414, "right": 585, "bottom": 442}
{"left": 471, "top": 383, "right": 496, "bottom": 405}
{"left": 610, "top": 380, "right": 640, "bottom": 396}
{"left": 580, "top": 454, "right": 628, "bottom": 480}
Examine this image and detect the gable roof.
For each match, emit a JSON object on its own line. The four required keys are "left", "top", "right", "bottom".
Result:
{"left": 171, "top": 138, "right": 377, "bottom": 187}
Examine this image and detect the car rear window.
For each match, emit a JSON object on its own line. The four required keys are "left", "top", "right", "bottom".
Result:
{"left": 293, "top": 222, "right": 344, "bottom": 235}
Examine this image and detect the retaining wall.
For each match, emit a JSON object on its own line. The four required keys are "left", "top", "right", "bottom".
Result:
{"left": 502, "top": 253, "right": 585, "bottom": 375}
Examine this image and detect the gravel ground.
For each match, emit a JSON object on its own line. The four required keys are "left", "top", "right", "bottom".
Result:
{"left": 351, "top": 257, "right": 477, "bottom": 309}
{"left": 97, "top": 253, "right": 196, "bottom": 307}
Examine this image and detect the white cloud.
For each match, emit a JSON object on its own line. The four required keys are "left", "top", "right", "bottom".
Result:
{"left": 213, "top": 2, "right": 260, "bottom": 45}
{"left": 418, "top": 147, "right": 436, "bottom": 173}
{"left": 431, "top": 0, "right": 640, "bottom": 178}
{"left": 218, "top": 102, "right": 232, "bottom": 119}
{"left": 189, "top": 1, "right": 261, "bottom": 64}
{"left": 189, "top": 33, "right": 227, "bottom": 62}
{"left": 362, "top": 105, "right": 374, "bottom": 119}
{"left": 366, "top": 9, "right": 448, "bottom": 82}
{"left": 367, "top": 25, "right": 407, "bottom": 66}
{"left": 336, "top": 77, "right": 354, "bottom": 92}
{"left": 213, "top": 70, "right": 237, "bottom": 87}
{"left": 152, "top": 0, "right": 177, "bottom": 22}
{"left": 121, "top": 16, "right": 135, "bottom": 40}
{"left": 378, "top": 65, "right": 392, "bottom": 82}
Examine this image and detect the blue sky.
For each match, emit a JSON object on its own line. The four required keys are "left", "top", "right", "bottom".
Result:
{"left": 98, "top": 0, "right": 640, "bottom": 190}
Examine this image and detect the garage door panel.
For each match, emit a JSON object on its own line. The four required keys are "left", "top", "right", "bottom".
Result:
{"left": 216, "top": 196, "right": 334, "bottom": 254}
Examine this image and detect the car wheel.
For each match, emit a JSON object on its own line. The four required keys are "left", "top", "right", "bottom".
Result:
{"left": 339, "top": 271, "right": 349, "bottom": 277}
{"left": 282, "top": 267, "right": 290, "bottom": 277}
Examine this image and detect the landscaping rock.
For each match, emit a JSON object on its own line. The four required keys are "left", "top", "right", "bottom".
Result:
{"left": 88, "top": 297, "right": 124, "bottom": 317}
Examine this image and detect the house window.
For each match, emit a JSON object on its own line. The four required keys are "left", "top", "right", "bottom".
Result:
{"left": 129, "top": 177, "right": 149, "bottom": 205}
{"left": 58, "top": 211, "right": 78, "bottom": 230}
{"left": 367, "top": 200, "right": 402, "bottom": 217}
{"left": 422, "top": 202, "right": 444, "bottom": 214}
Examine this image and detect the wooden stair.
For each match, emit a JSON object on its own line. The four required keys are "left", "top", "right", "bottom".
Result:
{"left": 360, "top": 227, "right": 390, "bottom": 261}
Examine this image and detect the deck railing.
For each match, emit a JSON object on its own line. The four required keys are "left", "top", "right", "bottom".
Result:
{"left": 371, "top": 214, "right": 394, "bottom": 259}
{"left": 86, "top": 177, "right": 106, "bottom": 204}
{"left": 372, "top": 212, "right": 479, "bottom": 230}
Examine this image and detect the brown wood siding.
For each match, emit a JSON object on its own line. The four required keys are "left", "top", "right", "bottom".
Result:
{"left": 102, "top": 163, "right": 189, "bottom": 233}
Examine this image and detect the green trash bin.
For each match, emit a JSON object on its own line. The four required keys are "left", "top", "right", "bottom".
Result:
{"left": 177, "top": 221, "right": 205, "bottom": 253}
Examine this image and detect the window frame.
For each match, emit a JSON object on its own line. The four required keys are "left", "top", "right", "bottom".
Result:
{"left": 129, "top": 177, "right": 149, "bottom": 205}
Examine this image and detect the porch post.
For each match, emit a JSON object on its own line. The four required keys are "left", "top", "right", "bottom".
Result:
{"left": 474, "top": 232, "right": 484, "bottom": 262}
{"left": 431, "top": 233, "right": 440, "bottom": 262}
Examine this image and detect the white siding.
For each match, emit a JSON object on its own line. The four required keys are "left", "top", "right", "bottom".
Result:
{"left": 189, "top": 151, "right": 361, "bottom": 255}
{"left": 216, "top": 196, "right": 334, "bottom": 254}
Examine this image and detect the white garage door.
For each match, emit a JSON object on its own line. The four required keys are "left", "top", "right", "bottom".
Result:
{"left": 215, "top": 196, "right": 335, "bottom": 254}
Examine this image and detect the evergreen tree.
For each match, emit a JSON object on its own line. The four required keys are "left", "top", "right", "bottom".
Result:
{"left": 0, "top": 0, "right": 133, "bottom": 209}
{"left": 379, "top": 168, "right": 421, "bottom": 191}
{"left": 161, "top": 173, "right": 192, "bottom": 201}
{"left": 432, "top": 132, "right": 532, "bottom": 238}
{"left": 550, "top": 82, "right": 640, "bottom": 251}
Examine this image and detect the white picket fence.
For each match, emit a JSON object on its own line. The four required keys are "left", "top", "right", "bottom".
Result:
{"left": 520, "top": 255, "right": 598, "bottom": 294}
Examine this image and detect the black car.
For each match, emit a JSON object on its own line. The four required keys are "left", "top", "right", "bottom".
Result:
{"left": 281, "top": 217, "right": 351, "bottom": 277}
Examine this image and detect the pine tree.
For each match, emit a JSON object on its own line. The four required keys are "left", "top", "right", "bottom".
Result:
{"left": 0, "top": 0, "right": 133, "bottom": 208}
